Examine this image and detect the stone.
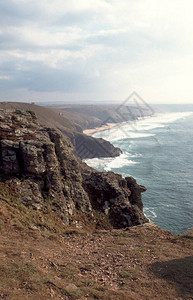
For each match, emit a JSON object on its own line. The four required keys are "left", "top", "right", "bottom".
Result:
{"left": 0, "top": 109, "right": 148, "bottom": 229}
{"left": 82, "top": 171, "right": 148, "bottom": 228}
{"left": 126, "top": 176, "right": 147, "bottom": 210}
{"left": 65, "top": 284, "right": 78, "bottom": 291}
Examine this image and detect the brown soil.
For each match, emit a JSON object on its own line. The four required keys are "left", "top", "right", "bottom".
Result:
{"left": 0, "top": 223, "right": 192, "bottom": 300}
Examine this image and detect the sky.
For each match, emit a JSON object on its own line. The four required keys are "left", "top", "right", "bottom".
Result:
{"left": 0, "top": 0, "right": 193, "bottom": 104}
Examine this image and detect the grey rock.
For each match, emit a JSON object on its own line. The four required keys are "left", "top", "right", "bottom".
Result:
{"left": 0, "top": 109, "right": 148, "bottom": 228}
{"left": 126, "top": 176, "right": 147, "bottom": 210}
{"left": 82, "top": 171, "right": 148, "bottom": 228}
{"left": 1, "top": 140, "right": 20, "bottom": 175}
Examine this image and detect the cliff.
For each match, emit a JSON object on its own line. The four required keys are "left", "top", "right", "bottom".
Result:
{"left": 0, "top": 102, "right": 121, "bottom": 159}
{"left": 49, "top": 103, "right": 154, "bottom": 130}
{"left": 0, "top": 109, "right": 148, "bottom": 229}
{"left": 0, "top": 109, "right": 192, "bottom": 300}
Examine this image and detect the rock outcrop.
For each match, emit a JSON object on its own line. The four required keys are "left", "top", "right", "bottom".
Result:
{"left": 0, "top": 102, "right": 121, "bottom": 159}
{"left": 0, "top": 109, "right": 148, "bottom": 228}
{"left": 82, "top": 171, "right": 148, "bottom": 228}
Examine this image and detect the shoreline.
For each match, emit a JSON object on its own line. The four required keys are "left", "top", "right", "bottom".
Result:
{"left": 83, "top": 119, "right": 138, "bottom": 136}
{"left": 83, "top": 114, "right": 158, "bottom": 136}
{"left": 84, "top": 111, "right": 193, "bottom": 236}
{"left": 83, "top": 122, "right": 120, "bottom": 136}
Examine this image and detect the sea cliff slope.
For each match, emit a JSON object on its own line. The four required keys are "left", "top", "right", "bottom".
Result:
{"left": 0, "top": 108, "right": 148, "bottom": 229}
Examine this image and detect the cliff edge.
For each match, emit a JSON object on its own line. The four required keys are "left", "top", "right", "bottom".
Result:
{"left": 0, "top": 109, "right": 148, "bottom": 229}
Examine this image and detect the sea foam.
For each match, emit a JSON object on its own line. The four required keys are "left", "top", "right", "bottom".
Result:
{"left": 92, "top": 112, "right": 193, "bottom": 142}
{"left": 85, "top": 111, "right": 193, "bottom": 234}
{"left": 84, "top": 153, "right": 138, "bottom": 171}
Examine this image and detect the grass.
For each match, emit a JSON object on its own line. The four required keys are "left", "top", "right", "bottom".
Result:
{"left": 0, "top": 178, "right": 99, "bottom": 236}
{"left": 0, "top": 179, "right": 193, "bottom": 299}
{"left": 0, "top": 224, "right": 192, "bottom": 299}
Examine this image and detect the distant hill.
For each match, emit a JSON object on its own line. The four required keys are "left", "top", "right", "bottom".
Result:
{"left": 48, "top": 104, "right": 154, "bottom": 130}
{"left": 0, "top": 102, "right": 121, "bottom": 159}
{"left": 0, "top": 102, "right": 82, "bottom": 133}
{"left": 50, "top": 107, "right": 102, "bottom": 130}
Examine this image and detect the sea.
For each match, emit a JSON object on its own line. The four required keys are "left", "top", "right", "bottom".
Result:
{"left": 84, "top": 111, "right": 193, "bottom": 235}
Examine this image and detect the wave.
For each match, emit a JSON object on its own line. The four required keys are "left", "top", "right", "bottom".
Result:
{"left": 93, "top": 128, "right": 155, "bottom": 142}
{"left": 133, "top": 112, "right": 193, "bottom": 131}
{"left": 124, "top": 152, "right": 143, "bottom": 158}
{"left": 92, "top": 112, "right": 193, "bottom": 142}
{"left": 143, "top": 207, "right": 158, "bottom": 220}
{"left": 84, "top": 152, "right": 139, "bottom": 171}
{"left": 85, "top": 111, "right": 193, "bottom": 234}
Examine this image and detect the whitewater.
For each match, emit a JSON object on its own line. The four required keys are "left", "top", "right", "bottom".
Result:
{"left": 84, "top": 112, "right": 193, "bottom": 234}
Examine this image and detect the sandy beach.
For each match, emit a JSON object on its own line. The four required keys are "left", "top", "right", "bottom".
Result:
{"left": 83, "top": 113, "right": 161, "bottom": 136}
{"left": 83, "top": 121, "right": 127, "bottom": 136}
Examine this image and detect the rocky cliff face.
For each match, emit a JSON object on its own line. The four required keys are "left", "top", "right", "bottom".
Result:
{"left": 0, "top": 102, "right": 121, "bottom": 160}
{"left": 0, "top": 109, "right": 148, "bottom": 228}
{"left": 82, "top": 171, "right": 148, "bottom": 228}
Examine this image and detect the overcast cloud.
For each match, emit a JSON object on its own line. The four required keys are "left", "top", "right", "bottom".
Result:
{"left": 0, "top": 0, "right": 193, "bottom": 103}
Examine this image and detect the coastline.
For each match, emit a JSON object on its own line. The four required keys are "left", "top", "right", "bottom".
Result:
{"left": 83, "top": 122, "right": 121, "bottom": 136}
{"left": 83, "top": 114, "right": 160, "bottom": 136}
{"left": 83, "top": 111, "right": 193, "bottom": 235}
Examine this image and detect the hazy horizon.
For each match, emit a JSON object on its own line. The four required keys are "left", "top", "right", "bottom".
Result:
{"left": 1, "top": 1, "right": 193, "bottom": 104}
{"left": 1, "top": 100, "right": 193, "bottom": 107}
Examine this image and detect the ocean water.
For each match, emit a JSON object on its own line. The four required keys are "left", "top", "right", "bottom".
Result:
{"left": 84, "top": 112, "right": 193, "bottom": 235}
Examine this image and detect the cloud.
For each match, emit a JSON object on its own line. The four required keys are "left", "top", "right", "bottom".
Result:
{"left": 0, "top": 0, "right": 193, "bottom": 103}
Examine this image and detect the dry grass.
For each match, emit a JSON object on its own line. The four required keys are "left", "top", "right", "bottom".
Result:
{"left": 0, "top": 182, "right": 193, "bottom": 299}
{"left": 0, "top": 221, "right": 192, "bottom": 299}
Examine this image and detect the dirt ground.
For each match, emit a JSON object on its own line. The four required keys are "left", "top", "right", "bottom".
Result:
{"left": 0, "top": 222, "right": 192, "bottom": 300}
